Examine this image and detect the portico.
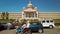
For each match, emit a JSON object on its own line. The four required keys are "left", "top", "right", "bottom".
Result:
{"left": 22, "top": 1, "right": 39, "bottom": 20}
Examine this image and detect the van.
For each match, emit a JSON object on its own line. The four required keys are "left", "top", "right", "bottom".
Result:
{"left": 41, "top": 20, "right": 55, "bottom": 29}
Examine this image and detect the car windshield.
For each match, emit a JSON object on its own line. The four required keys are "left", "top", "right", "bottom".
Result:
{"left": 42, "top": 20, "right": 45, "bottom": 23}
{"left": 30, "top": 22, "right": 41, "bottom": 25}
{"left": 32, "top": 23, "right": 37, "bottom": 24}
{"left": 46, "top": 20, "right": 49, "bottom": 23}
{"left": 1, "top": 22, "right": 10, "bottom": 24}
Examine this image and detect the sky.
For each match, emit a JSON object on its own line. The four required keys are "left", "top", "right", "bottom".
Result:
{"left": 0, "top": 0, "right": 60, "bottom": 12}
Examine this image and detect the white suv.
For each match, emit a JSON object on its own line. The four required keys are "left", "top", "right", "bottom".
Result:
{"left": 41, "top": 20, "right": 55, "bottom": 29}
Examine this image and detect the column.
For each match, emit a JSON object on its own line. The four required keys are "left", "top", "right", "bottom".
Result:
{"left": 22, "top": 12, "right": 24, "bottom": 19}
{"left": 23, "top": 13, "right": 25, "bottom": 18}
{"left": 37, "top": 12, "right": 38, "bottom": 18}
{"left": 24, "top": 13, "right": 26, "bottom": 18}
{"left": 34, "top": 13, "right": 35, "bottom": 18}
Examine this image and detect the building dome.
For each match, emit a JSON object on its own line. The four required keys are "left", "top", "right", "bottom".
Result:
{"left": 27, "top": 0, "right": 33, "bottom": 8}
{"left": 28, "top": 4, "right": 33, "bottom": 8}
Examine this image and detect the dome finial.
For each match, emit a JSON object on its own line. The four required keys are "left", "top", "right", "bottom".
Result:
{"left": 28, "top": 0, "right": 33, "bottom": 8}
{"left": 29, "top": 0, "right": 31, "bottom": 4}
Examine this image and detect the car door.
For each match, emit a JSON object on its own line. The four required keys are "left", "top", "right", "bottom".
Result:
{"left": 42, "top": 20, "right": 49, "bottom": 27}
{"left": 41, "top": 20, "right": 46, "bottom": 27}
{"left": 45, "top": 20, "right": 50, "bottom": 27}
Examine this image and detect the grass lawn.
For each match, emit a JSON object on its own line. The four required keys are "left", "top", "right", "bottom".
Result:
{"left": 53, "top": 19, "right": 60, "bottom": 23}
{"left": 0, "top": 19, "right": 15, "bottom": 22}
{"left": 53, "top": 19, "right": 60, "bottom": 26}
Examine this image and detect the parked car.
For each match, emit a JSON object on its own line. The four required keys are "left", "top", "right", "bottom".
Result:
{"left": 1, "top": 23, "right": 7, "bottom": 29}
{"left": 0, "top": 23, "right": 5, "bottom": 31}
{"left": 16, "top": 22, "right": 44, "bottom": 34}
{"left": 29, "top": 22, "right": 44, "bottom": 33}
{"left": 1, "top": 22, "right": 15, "bottom": 29}
{"left": 41, "top": 20, "right": 55, "bottom": 29}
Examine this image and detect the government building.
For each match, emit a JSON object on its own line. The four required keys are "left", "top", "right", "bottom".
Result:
{"left": 0, "top": 1, "right": 60, "bottom": 22}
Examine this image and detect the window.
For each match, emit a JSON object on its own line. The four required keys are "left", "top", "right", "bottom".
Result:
{"left": 42, "top": 20, "right": 45, "bottom": 23}
{"left": 46, "top": 20, "right": 49, "bottom": 23}
{"left": 50, "top": 20, "right": 53, "bottom": 22}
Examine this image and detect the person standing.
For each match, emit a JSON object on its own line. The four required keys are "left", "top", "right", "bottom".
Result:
{"left": 26, "top": 21, "right": 30, "bottom": 28}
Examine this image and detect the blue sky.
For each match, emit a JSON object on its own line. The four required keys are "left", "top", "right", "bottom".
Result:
{"left": 0, "top": 0, "right": 60, "bottom": 12}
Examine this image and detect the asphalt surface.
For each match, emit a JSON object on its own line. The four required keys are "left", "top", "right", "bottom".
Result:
{"left": 0, "top": 28, "right": 60, "bottom": 34}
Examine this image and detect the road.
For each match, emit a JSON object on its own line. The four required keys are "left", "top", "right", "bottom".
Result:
{"left": 0, "top": 28, "right": 60, "bottom": 34}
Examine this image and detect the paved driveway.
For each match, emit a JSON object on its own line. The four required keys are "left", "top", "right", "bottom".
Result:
{"left": 0, "top": 28, "right": 60, "bottom": 34}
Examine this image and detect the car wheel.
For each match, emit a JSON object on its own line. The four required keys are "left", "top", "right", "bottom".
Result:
{"left": 49, "top": 25, "right": 53, "bottom": 29}
{"left": 38, "top": 29, "right": 43, "bottom": 33}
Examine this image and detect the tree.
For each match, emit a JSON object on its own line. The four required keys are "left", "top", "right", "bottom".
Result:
{"left": 6, "top": 12, "right": 9, "bottom": 20}
{"left": 1, "top": 12, "right": 5, "bottom": 20}
{"left": 1, "top": 12, "right": 9, "bottom": 20}
{"left": 20, "top": 19, "right": 27, "bottom": 25}
{"left": 31, "top": 19, "right": 39, "bottom": 22}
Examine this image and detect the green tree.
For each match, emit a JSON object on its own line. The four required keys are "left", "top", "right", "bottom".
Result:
{"left": 1, "top": 12, "right": 5, "bottom": 20}
{"left": 32, "top": 19, "right": 39, "bottom": 22}
{"left": 1, "top": 12, "right": 9, "bottom": 20}
{"left": 20, "top": 19, "right": 27, "bottom": 25}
